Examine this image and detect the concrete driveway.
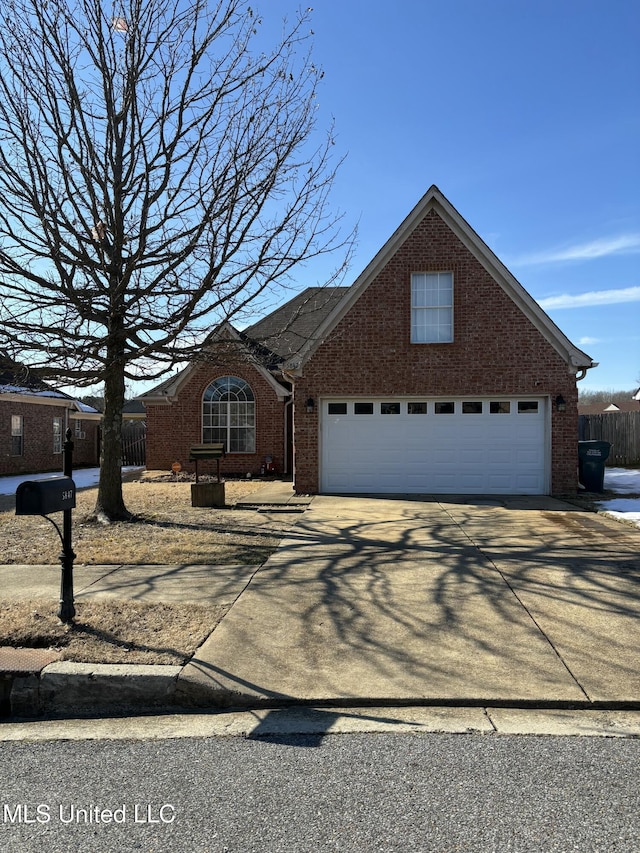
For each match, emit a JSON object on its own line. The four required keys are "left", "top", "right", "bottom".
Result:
{"left": 178, "top": 493, "right": 640, "bottom": 708}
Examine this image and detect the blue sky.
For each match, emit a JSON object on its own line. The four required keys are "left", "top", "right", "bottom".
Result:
{"left": 244, "top": 0, "right": 638, "bottom": 394}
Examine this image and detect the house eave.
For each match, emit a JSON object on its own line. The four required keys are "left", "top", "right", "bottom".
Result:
{"left": 136, "top": 393, "right": 177, "bottom": 406}
{"left": 0, "top": 392, "right": 103, "bottom": 420}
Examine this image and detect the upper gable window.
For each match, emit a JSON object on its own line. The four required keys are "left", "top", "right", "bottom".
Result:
{"left": 203, "top": 376, "right": 255, "bottom": 453}
{"left": 411, "top": 272, "right": 453, "bottom": 343}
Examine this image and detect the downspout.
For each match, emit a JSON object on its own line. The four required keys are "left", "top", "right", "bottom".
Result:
{"left": 281, "top": 369, "right": 298, "bottom": 478}
{"left": 283, "top": 397, "right": 293, "bottom": 475}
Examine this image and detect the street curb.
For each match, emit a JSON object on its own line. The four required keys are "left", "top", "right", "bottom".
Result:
{"left": 8, "top": 662, "right": 182, "bottom": 717}
{"left": 7, "top": 660, "right": 640, "bottom": 719}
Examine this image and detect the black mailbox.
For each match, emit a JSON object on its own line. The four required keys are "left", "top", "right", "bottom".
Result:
{"left": 15, "top": 476, "right": 76, "bottom": 516}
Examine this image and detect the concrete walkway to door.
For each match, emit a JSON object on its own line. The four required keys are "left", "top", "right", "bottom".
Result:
{"left": 178, "top": 492, "right": 640, "bottom": 709}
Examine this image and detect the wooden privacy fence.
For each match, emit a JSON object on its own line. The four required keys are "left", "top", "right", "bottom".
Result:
{"left": 578, "top": 412, "right": 640, "bottom": 466}
{"left": 121, "top": 421, "right": 146, "bottom": 466}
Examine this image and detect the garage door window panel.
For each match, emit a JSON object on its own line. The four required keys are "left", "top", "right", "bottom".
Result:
{"left": 435, "top": 402, "right": 455, "bottom": 414}
{"left": 518, "top": 401, "right": 539, "bottom": 414}
{"left": 490, "top": 401, "right": 511, "bottom": 414}
{"left": 354, "top": 403, "right": 374, "bottom": 415}
{"left": 411, "top": 273, "right": 453, "bottom": 343}
{"left": 381, "top": 403, "right": 401, "bottom": 415}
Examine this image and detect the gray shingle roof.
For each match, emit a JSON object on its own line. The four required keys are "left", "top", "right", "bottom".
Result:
{"left": 139, "top": 287, "right": 348, "bottom": 399}
{"left": 243, "top": 287, "right": 348, "bottom": 361}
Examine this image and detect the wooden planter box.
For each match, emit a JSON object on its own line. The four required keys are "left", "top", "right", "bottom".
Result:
{"left": 191, "top": 482, "right": 226, "bottom": 508}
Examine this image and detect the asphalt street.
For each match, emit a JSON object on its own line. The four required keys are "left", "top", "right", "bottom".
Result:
{"left": 1, "top": 730, "right": 638, "bottom": 852}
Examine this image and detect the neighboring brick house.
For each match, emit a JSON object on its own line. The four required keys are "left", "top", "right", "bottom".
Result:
{"left": 142, "top": 186, "right": 595, "bottom": 495}
{"left": 0, "top": 356, "right": 101, "bottom": 476}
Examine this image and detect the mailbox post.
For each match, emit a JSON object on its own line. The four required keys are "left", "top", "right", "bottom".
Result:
{"left": 59, "top": 428, "right": 76, "bottom": 624}
{"left": 15, "top": 428, "right": 77, "bottom": 624}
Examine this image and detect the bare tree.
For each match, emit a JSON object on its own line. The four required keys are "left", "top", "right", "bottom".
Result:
{"left": 0, "top": 0, "right": 351, "bottom": 520}
{"left": 578, "top": 388, "right": 637, "bottom": 404}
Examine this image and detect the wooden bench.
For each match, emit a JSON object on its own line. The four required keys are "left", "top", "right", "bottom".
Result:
{"left": 189, "top": 443, "right": 225, "bottom": 483}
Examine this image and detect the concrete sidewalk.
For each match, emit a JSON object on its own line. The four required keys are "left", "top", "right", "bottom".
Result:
{"left": 177, "top": 492, "right": 640, "bottom": 710}
{"left": 2, "top": 482, "right": 640, "bottom": 717}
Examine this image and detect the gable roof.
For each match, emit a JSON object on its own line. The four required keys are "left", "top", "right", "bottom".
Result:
{"left": 281, "top": 185, "right": 596, "bottom": 376}
{"left": 139, "top": 322, "right": 291, "bottom": 403}
{"left": 138, "top": 288, "right": 346, "bottom": 402}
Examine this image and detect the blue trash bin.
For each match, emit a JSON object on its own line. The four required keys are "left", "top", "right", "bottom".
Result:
{"left": 578, "top": 441, "right": 612, "bottom": 492}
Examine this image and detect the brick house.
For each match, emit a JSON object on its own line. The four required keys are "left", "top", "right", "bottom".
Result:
{"left": 142, "top": 186, "right": 595, "bottom": 495}
{"left": 0, "top": 356, "right": 101, "bottom": 476}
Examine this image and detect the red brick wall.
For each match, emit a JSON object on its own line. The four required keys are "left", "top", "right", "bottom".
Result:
{"left": 71, "top": 420, "right": 101, "bottom": 469}
{"left": 146, "top": 362, "right": 288, "bottom": 478}
{"left": 0, "top": 401, "right": 99, "bottom": 476}
{"left": 294, "top": 209, "right": 580, "bottom": 494}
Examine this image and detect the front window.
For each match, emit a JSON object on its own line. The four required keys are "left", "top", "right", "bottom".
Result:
{"left": 203, "top": 376, "right": 255, "bottom": 453}
{"left": 411, "top": 272, "right": 453, "bottom": 343}
{"left": 53, "top": 417, "right": 63, "bottom": 454}
{"left": 11, "top": 415, "right": 23, "bottom": 456}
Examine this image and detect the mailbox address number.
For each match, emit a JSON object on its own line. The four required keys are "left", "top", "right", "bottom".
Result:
{"left": 15, "top": 476, "right": 76, "bottom": 516}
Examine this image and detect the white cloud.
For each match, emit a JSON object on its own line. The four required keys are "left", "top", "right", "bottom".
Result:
{"left": 537, "top": 285, "right": 640, "bottom": 310}
{"left": 578, "top": 336, "right": 601, "bottom": 345}
{"left": 513, "top": 234, "right": 640, "bottom": 266}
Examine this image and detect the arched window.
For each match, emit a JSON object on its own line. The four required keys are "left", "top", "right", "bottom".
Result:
{"left": 203, "top": 376, "right": 255, "bottom": 453}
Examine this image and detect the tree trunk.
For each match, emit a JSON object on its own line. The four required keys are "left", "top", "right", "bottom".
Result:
{"left": 94, "top": 342, "right": 130, "bottom": 522}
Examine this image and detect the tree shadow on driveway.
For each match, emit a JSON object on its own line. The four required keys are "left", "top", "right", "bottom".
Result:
{"left": 181, "top": 495, "right": 640, "bottom": 707}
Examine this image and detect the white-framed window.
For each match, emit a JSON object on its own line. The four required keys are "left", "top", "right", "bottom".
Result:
{"left": 11, "top": 415, "right": 23, "bottom": 456}
{"left": 53, "top": 417, "right": 63, "bottom": 454}
{"left": 203, "top": 376, "right": 255, "bottom": 453}
{"left": 411, "top": 272, "right": 453, "bottom": 343}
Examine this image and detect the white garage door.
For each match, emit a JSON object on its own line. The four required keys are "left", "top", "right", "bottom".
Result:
{"left": 320, "top": 397, "right": 548, "bottom": 494}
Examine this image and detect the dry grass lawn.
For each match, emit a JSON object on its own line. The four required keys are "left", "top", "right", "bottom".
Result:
{"left": 0, "top": 474, "right": 299, "bottom": 665}
{"left": 0, "top": 475, "right": 287, "bottom": 565}
{"left": 1, "top": 599, "right": 226, "bottom": 665}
